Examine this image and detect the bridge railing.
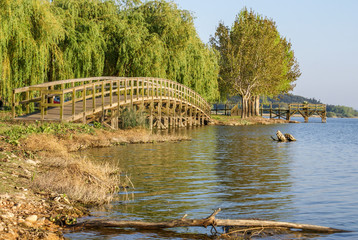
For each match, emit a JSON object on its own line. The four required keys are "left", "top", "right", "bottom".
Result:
{"left": 12, "top": 77, "right": 211, "bottom": 121}
{"left": 289, "top": 103, "right": 326, "bottom": 111}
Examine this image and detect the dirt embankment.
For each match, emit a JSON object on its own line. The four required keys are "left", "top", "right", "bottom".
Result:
{"left": 0, "top": 125, "right": 190, "bottom": 240}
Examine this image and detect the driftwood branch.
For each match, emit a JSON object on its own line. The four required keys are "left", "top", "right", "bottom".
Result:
{"left": 71, "top": 208, "right": 347, "bottom": 233}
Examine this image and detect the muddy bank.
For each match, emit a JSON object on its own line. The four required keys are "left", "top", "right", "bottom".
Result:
{"left": 0, "top": 123, "right": 190, "bottom": 240}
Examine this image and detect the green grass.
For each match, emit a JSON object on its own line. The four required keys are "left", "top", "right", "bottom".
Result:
{"left": 211, "top": 115, "right": 252, "bottom": 125}
{"left": 1, "top": 121, "right": 96, "bottom": 146}
{"left": 211, "top": 115, "right": 243, "bottom": 121}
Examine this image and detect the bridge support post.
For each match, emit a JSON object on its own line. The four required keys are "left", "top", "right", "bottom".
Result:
{"left": 322, "top": 116, "right": 326, "bottom": 123}
{"left": 304, "top": 105, "right": 309, "bottom": 123}
{"left": 111, "top": 115, "right": 118, "bottom": 130}
{"left": 189, "top": 107, "right": 193, "bottom": 127}
{"left": 82, "top": 114, "right": 86, "bottom": 124}
{"left": 149, "top": 108, "right": 153, "bottom": 131}
{"left": 304, "top": 116, "right": 309, "bottom": 123}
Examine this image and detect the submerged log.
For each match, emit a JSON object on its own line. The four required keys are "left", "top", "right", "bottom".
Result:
{"left": 71, "top": 208, "right": 346, "bottom": 233}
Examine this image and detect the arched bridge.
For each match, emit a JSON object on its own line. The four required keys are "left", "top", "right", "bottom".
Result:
{"left": 12, "top": 77, "right": 211, "bottom": 129}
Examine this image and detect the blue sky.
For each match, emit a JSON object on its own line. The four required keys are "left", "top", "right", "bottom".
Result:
{"left": 173, "top": 0, "right": 358, "bottom": 110}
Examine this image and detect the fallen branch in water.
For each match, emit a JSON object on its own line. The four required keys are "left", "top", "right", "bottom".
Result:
{"left": 71, "top": 208, "right": 347, "bottom": 234}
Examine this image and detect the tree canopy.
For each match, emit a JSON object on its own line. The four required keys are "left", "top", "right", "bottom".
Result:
{"left": 0, "top": 0, "right": 219, "bottom": 105}
{"left": 211, "top": 8, "right": 301, "bottom": 118}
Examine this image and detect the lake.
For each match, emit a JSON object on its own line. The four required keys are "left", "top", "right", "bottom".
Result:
{"left": 66, "top": 118, "right": 358, "bottom": 239}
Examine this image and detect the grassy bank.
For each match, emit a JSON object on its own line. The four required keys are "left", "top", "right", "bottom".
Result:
{"left": 0, "top": 111, "right": 190, "bottom": 239}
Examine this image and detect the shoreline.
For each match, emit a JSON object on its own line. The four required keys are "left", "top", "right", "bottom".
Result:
{"left": 0, "top": 121, "right": 190, "bottom": 239}
{"left": 0, "top": 115, "right": 288, "bottom": 239}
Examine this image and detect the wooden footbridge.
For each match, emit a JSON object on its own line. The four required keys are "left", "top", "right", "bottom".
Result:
{"left": 12, "top": 77, "right": 211, "bottom": 129}
{"left": 260, "top": 103, "right": 327, "bottom": 123}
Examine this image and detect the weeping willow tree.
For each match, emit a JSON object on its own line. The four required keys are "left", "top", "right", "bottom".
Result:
{"left": 107, "top": 0, "right": 219, "bottom": 101}
{"left": 0, "top": 0, "right": 63, "bottom": 103}
{"left": 0, "top": 0, "right": 219, "bottom": 105}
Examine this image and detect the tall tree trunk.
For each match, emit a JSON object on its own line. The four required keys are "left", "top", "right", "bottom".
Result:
{"left": 241, "top": 96, "right": 249, "bottom": 119}
{"left": 255, "top": 95, "right": 260, "bottom": 116}
{"left": 248, "top": 95, "right": 260, "bottom": 116}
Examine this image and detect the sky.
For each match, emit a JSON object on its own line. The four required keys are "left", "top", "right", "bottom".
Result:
{"left": 173, "top": 0, "right": 358, "bottom": 110}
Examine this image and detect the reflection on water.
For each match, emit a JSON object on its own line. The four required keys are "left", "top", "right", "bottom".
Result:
{"left": 67, "top": 118, "right": 358, "bottom": 239}
{"left": 213, "top": 125, "right": 293, "bottom": 220}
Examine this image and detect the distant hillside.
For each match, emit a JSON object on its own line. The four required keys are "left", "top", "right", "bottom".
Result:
{"left": 264, "top": 94, "right": 358, "bottom": 118}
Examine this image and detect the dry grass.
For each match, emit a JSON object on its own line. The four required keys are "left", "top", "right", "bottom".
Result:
{"left": 21, "top": 128, "right": 190, "bottom": 153}
{"left": 31, "top": 156, "right": 120, "bottom": 205}
{"left": 20, "top": 134, "right": 119, "bottom": 205}
{"left": 19, "top": 127, "right": 190, "bottom": 205}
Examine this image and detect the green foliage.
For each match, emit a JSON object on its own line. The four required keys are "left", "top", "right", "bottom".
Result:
{"left": 93, "top": 121, "right": 103, "bottom": 129}
{"left": 0, "top": 0, "right": 64, "bottom": 102}
{"left": 107, "top": 0, "right": 219, "bottom": 101}
{"left": 211, "top": 8, "right": 301, "bottom": 117}
{"left": 119, "top": 106, "right": 147, "bottom": 129}
{"left": 326, "top": 105, "right": 358, "bottom": 118}
{"left": 326, "top": 112, "right": 336, "bottom": 118}
{"left": 0, "top": 0, "right": 219, "bottom": 106}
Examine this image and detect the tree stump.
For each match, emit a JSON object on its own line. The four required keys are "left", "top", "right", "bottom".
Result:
{"left": 284, "top": 133, "right": 296, "bottom": 141}
{"left": 276, "top": 130, "right": 287, "bottom": 142}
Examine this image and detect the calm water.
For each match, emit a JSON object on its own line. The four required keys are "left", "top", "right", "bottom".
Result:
{"left": 67, "top": 118, "right": 358, "bottom": 239}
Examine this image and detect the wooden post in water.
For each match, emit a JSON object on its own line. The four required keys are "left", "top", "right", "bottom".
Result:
{"left": 278, "top": 104, "right": 281, "bottom": 119}
{"left": 304, "top": 104, "right": 309, "bottom": 123}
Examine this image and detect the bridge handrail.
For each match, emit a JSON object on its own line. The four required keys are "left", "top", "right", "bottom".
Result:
{"left": 12, "top": 77, "right": 211, "bottom": 121}
{"left": 260, "top": 103, "right": 326, "bottom": 110}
